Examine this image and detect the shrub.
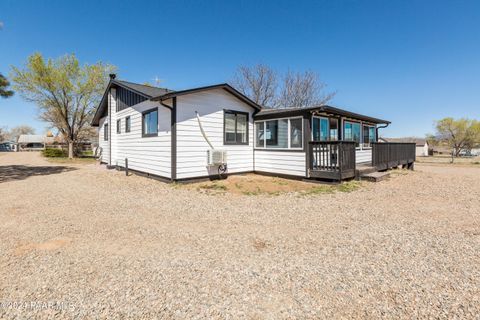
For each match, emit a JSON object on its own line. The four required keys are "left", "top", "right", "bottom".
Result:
{"left": 42, "top": 148, "right": 67, "bottom": 157}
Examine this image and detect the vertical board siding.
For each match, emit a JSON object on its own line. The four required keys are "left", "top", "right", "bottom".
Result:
{"left": 254, "top": 151, "right": 306, "bottom": 177}
{"left": 356, "top": 149, "right": 372, "bottom": 164}
{"left": 175, "top": 89, "right": 255, "bottom": 179}
{"left": 111, "top": 97, "right": 171, "bottom": 179}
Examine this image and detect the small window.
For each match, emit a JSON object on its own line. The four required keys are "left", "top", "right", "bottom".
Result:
{"left": 125, "top": 116, "right": 131, "bottom": 133}
{"left": 329, "top": 118, "right": 338, "bottom": 140}
{"left": 104, "top": 123, "right": 108, "bottom": 141}
{"left": 117, "top": 119, "right": 121, "bottom": 134}
{"left": 290, "top": 118, "right": 303, "bottom": 148}
{"left": 224, "top": 110, "right": 248, "bottom": 145}
{"left": 142, "top": 108, "right": 158, "bottom": 137}
{"left": 363, "top": 125, "right": 376, "bottom": 148}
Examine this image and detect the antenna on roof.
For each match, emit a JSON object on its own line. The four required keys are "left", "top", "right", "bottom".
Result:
{"left": 152, "top": 76, "right": 163, "bottom": 86}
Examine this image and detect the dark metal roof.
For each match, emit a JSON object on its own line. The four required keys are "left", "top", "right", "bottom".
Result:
{"left": 92, "top": 81, "right": 261, "bottom": 127}
{"left": 114, "top": 80, "right": 172, "bottom": 98}
{"left": 151, "top": 83, "right": 262, "bottom": 110}
{"left": 92, "top": 80, "right": 173, "bottom": 126}
{"left": 255, "top": 105, "right": 390, "bottom": 124}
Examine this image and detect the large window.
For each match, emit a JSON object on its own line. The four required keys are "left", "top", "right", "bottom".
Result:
{"left": 125, "top": 116, "right": 131, "bottom": 133}
{"left": 104, "top": 123, "right": 108, "bottom": 141}
{"left": 255, "top": 117, "right": 303, "bottom": 149}
{"left": 363, "top": 125, "right": 376, "bottom": 148}
{"left": 344, "top": 121, "right": 361, "bottom": 147}
{"left": 224, "top": 110, "right": 248, "bottom": 145}
{"left": 142, "top": 108, "right": 158, "bottom": 137}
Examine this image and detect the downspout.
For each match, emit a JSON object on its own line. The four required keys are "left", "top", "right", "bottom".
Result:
{"left": 376, "top": 123, "right": 389, "bottom": 142}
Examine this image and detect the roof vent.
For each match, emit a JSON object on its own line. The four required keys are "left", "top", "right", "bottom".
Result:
{"left": 109, "top": 73, "right": 116, "bottom": 80}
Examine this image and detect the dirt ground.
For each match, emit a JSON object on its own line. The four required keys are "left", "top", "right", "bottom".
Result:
{"left": 0, "top": 152, "right": 479, "bottom": 319}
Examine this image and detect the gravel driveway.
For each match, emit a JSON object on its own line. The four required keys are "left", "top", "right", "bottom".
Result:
{"left": 0, "top": 152, "right": 479, "bottom": 319}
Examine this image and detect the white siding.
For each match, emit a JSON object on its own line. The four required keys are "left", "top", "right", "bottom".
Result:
{"left": 176, "top": 89, "right": 255, "bottom": 179}
{"left": 98, "top": 116, "right": 109, "bottom": 163}
{"left": 416, "top": 145, "right": 428, "bottom": 157}
{"left": 356, "top": 149, "right": 372, "bottom": 164}
{"left": 254, "top": 151, "right": 306, "bottom": 177}
{"left": 112, "top": 100, "right": 171, "bottom": 179}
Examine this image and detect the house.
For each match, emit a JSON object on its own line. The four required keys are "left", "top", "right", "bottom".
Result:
{"left": 16, "top": 135, "right": 54, "bottom": 151}
{"left": 92, "top": 74, "right": 415, "bottom": 182}
{"left": 379, "top": 137, "right": 429, "bottom": 157}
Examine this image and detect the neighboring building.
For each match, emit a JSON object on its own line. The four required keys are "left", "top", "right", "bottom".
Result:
{"left": 380, "top": 137, "right": 429, "bottom": 157}
{"left": 92, "top": 75, "right": 415, "bottom": 182}
{"left": 17, "top": 134, "right": 54, "bottom": 151}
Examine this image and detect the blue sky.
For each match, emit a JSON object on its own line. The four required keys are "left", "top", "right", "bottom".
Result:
{"left": 1, "top": 0, "right": 479, "bottom": 137}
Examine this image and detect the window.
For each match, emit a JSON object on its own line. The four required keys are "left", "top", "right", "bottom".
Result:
{"left": 255, "top": 122, "right": 264, "bottom": 148}
{"left": 290, "top": 118, "right": 303, "bottom": 148}
{"left": 255, "top": 117, "right": 303, "bottom": 149}
{"left": 312, "top": 117, "right": 339, "bottom": 141}
{"left": 224, "top": 110, "right": 248, "bottom": 145}
{"left": 117, "top": 119, "right": 121, "bottom": 134}
{"left": 363, "top": 125, "right": 376, "bottom": 148}
{"left": 104, "top": 123, "right": 108, "bottom": 141}
{"left": 142, "top": 108, "right": 158, "bottom": 137}
{"left": 266, "top": 119, "right": 288, "bottom": 148}
{"left": 125, "top": 116, "right": 131, "bottom": 133}
{"left": 312, "top": 117, "right": 329, "bottom": 141}
{"left": 344, "top": 121, "right": 361, "bottom": 147}
{"left": 329, "top": 118, "right": 338, "bottom": 140}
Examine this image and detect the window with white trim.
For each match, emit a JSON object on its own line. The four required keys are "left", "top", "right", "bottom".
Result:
{"left": 344, "top": 121, "right": 361, "bottom": 147}
{"left": 255, "top": 117, "right": 303, "bottom": 149}
{"left": 362, "top": 125, "right": 376, "bottom": 148}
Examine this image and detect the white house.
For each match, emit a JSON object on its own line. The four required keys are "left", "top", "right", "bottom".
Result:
{"left": 92, "top": 75, "right": 414, "bottom": 182}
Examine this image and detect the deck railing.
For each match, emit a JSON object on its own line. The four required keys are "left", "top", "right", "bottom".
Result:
{"left": 309, "top": 141, "right": 356, "bottom": 180}
{"left": 371, "top": 142, "right": 416, "bottom": 170}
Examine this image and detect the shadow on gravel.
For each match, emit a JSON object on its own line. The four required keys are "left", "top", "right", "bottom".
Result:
{"left": 0, "top": 165, "right": 77, "bottom": 183}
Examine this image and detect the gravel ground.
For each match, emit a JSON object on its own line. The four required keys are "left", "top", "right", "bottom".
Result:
{"left": 0, "top": 152, "right": 479, "bottom": 319}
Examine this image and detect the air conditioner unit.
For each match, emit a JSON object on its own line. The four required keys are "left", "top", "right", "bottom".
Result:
{"left": 207, "top": 149, "right": 227, "bottom": 166}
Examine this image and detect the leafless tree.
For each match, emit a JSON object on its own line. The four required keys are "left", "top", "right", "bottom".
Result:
{"left": 232, "top": 64, "right": 278, "bottom": 107}
{"left": 276, "top": 70, "right": 335, "bottom": 109}
{"left": 8, "top": 125, "right": 36, "bottom": 142}
{"left": 0, "top": 127, "right": 8, "bottom": 142}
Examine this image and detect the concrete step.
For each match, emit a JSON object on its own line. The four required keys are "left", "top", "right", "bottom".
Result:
{"left": 361, "top": 171, "right": 390, "bottom": 182}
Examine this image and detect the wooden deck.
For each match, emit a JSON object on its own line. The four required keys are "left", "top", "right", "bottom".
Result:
{"left": 309, "top": 141, "right": 416, "bottom": 181}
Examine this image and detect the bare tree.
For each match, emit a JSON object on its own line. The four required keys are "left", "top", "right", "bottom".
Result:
{"left": 8, "top": 125, "right": 36, "bottom": 142}
{"left": 277, "top": 70, "right": 335, "bottom": 109}
{"left": 0, "top": 127, "right": 8, "bottom": 142}
{"left": 232, "top": 64, "right": 277, "bottom": 107}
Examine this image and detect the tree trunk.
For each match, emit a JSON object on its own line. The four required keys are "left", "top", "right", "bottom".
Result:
{"left": 68, "top": 141, "right": 74, "bottom": 159}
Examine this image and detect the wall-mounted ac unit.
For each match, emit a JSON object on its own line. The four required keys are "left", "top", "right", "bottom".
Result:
{"left": 207, "top": 149, "right": 227, "bottom": 166}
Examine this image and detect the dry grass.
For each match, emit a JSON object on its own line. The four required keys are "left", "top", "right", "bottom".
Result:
{"left": 181, "top": 173, "right": 363, "bottom": 196}
{"left": 417, "top": 155, "right": 480, "bottom": 166}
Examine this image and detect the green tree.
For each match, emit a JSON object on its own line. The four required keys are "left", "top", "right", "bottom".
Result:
{"left": 435, "top": 117, "right": 480, "bottom": 162}
{"left": 0, "top": 73, "right": 14, "bottom": 98}
{"left": 11, "top": 53, "right": 115, "bottom": 158}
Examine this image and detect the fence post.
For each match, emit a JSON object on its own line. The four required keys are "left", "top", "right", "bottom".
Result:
{"left": 125, "top": 158, "right": 129, "bottom": 176}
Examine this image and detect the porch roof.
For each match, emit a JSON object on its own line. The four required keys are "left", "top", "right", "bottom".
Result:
{"left": 254, "top": 105, "right": 390, "bottom": 124}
